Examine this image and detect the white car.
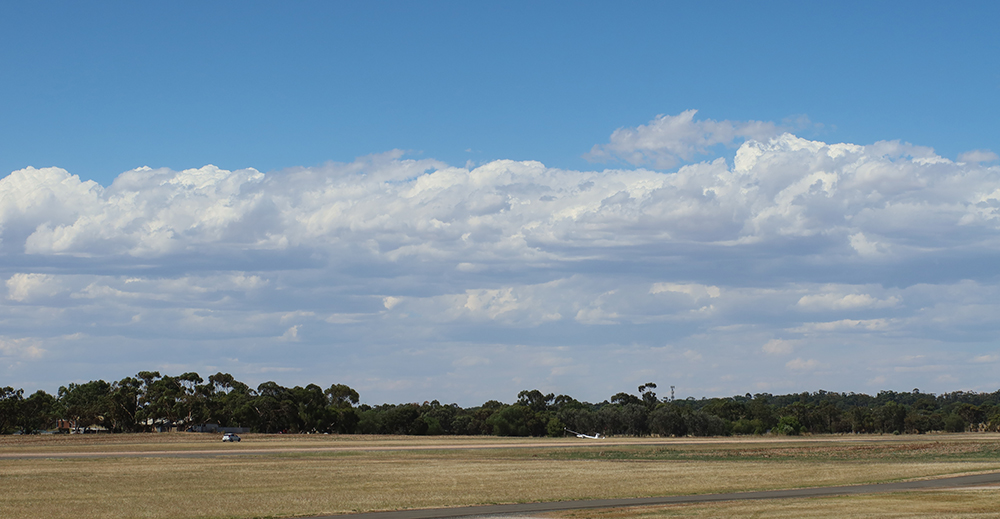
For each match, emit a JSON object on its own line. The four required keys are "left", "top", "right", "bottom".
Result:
{"left": 221, "top": 433, "right": 241, "bottom": 442}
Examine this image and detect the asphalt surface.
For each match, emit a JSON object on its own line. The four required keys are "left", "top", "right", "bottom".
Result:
{"left": 310, "top": 472, "right": 1000, "bottom": 519}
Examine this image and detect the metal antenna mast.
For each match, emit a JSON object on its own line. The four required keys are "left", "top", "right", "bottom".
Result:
{"left": 670, "top": 385, "right": 675, "bottom": 402}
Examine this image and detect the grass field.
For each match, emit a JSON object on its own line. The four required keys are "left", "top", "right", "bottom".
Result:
{"left": 2, "top": 433, "right": 1000, "bottom": 519}
{"left": 549, "top": 491, "right": 1000, "bottom": 519}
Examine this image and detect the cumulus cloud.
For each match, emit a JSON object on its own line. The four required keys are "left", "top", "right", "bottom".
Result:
{"left": 682, "top": 349, "right": 703, "bottom": 361}
{"left": 7, "top": 273, "right": 64, "bottom": 301}
{"left": 585, "top": 110, "right": 781, "bottom": 168}
{"left": 848, "top": 232, "right": 889, "bottom": 257}
{"left": 762, "top": 339, "right": 797, "bottom": 355}
{"left": 797, "top": 292, "right": 899, "bottom": 311}
{"left": 650, "top": 283, "right": 721, "bottom": 300}
{"left": 786, "top": 358, "right": 820, "bottom": 370}
{"left": 3, "top": 137, "right": 999, "bottom": 267}
{"left": 789, "top": 318, "right": 892, "bottom": 333}
{"left": 4, "top": 124, "right": 1000, "bottom": 402}
{"left": 0, "top": 336, "right": 45, "bottom": 359}
{"left": 959, "top": 149, "right": 999, "bottom": 163}
{"left": 280, "top": 325, "right": 300, "bottom": 341}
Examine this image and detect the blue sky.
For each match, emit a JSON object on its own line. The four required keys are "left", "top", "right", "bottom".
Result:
{"left": 4, "top": 2, "right": 997, "bottom": 184}
{"left": 2, "top": 2, "right": 999, "bottom": 405}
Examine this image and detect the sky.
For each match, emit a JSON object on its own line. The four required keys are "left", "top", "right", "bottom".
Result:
{"left": 1, "top": 2, "right": 999, "bottom": 406}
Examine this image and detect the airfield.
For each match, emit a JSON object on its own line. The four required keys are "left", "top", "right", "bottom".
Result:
{"left": 3, "top": 433, "right": 1000, "bottom": 518}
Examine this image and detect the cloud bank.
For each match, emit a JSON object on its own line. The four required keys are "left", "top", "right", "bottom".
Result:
{"left": 3, "top": 118, "right": 1000, "bottom": 404}
{"left": 585, "top": 110, "right": 782, "bottom": 168}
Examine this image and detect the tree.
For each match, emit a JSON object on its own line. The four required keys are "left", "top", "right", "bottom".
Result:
{"left": 596, "top": 405, "right": 623, "bottom": 435}
{"left": 0, "top": 387, "right": 24, "bottom": 434}
{"left": 487, "top": 405, "right": 530, "bottom": 436}
{"left": 254, "top": 381, "right": 293, "bottom": 433}
{"left": 873, "top": 402, "right": 907, "bottom": 434}
{"left": 546, "top": 416, "right": 565, "bottom": 437}
{"left": 139, "top": 375, "right": 184, "bottom": 428}
{"left": 847, "top": 406, "right": 873, "bottom": 433}
{"left": 650, "top": 405, "right": 686, "bottom": 437}
{"left": 517, "top": 389, "right": 554, "bottom": 412}
{"left": 325, "top": 384, "right": 359, "bottom": 408}
{"left": 684, "top": 410, "right": 727, "bottom": 436}
{"left": 619, "top": 403, "right": 649, "bottom": 436}
{"left": 109, "top": 377, "right": 142, "bottom": 432}
{"left": 638, "top": 383, "right": 658, "bottom": 409}
{"left": 702, "top": 398, "right": 748, "bottom": 423}
{"left": 59, "top": 380, "right": 112, "bottom": 431}
{"left": 203, "top": 373, "right": 254, "bottom": 427}
{"left": 747, "top": 394, "right": 777, "bottom": 431}
{"left": 773, "top": 415, "right": 803, "bottom": 435}
{"left": 320, "top": 383, "right": 360, "bottom": 433}
{"left": 18, "top": 390, "right": 57, "bottom": 433}
{"left": 955, "top": 403, "right": 982, "bottom": 427}
{"left": 291, "top": 384, "right": 329, "bottom": 433}
{"left": 558, "top": 406, "right": 597, "bottom": 436}
{"left": 610, "top": 392, "right": 642, "bottom": 407}
{"left": 176, "top": 372, "right": 206, "bottom": 426}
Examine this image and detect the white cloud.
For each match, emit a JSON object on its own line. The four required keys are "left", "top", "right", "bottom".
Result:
{"left": 849, "top": 232, "right": 888, "bottom": 257}
{"left": 762, "top": 339, "right": 797, "bottom": 355}
{"left": 797, "top": 292, "right": 899, "bottom": 311}
{"left": 790, "top": 319, "right": 892, "bottom": 333}
{"left": 5, "top": 121, "right": 1000, "bottom": 403}
{"left": 13, "top": 165, "right": 266, "bottom": 257}
{"left": 682, "top": 349, "right": 703, "bottom": 361}
{"left": 459, "top": 285, "right": 562, "bottom": 324}
{"left": 786, "top": 358, "right": 820, "bottom": 370}
{"left": 452, "top": 356, "right": 491, "bottom": 368}
{"left": 0, "top": 337, "right": 45, "bottom": 359}
{"left": 6, "top": 273, "right": 64, "bottom": 301}
{"left": 650, "top": 283, "right": 721, "bottom": 299}
{"left": 324, "top": 313, "right": 366, "bottom": 324}
{"left": 1, "top": 138, "right": 997, "bottom": 268}
{"left": 959, "top": 149, "right": 999, "bottom": 163}
{"left": 574, "top": 306, "right": 619, "bottom": 325}
{"left": 585, "top": 110, "right": 781, "bottom": 168}
{"left": 464, "top": 287, "right": 521, "bottom": 319}
{"left": 280, "top": 325, "right": 300, "bottom": 341}
{"left": 280, "top": 311, "right": 315, "bottom": 323}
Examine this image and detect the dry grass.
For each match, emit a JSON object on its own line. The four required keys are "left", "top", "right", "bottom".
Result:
{"left": 0, "top": 432, "right": 551, "bottom": 454}
{"left": 547, "top": 490, "right": 1000, "bottom": 518}
{"left": 2, "top": 433, "right": 1000, "bottom": 519}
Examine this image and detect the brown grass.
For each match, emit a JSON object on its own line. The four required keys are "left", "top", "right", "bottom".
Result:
{"left": 547, "top": 490, "right": 1000, "bottom": 518}
{"left": 2, "top": 433, "right": 1000, "bottom": 519}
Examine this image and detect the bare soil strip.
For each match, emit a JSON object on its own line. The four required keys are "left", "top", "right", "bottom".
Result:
{"left": 314, "top": 472, "right": 1000, "bottom": 519}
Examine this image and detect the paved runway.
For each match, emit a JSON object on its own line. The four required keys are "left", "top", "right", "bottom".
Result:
{"left": 309, "top": 471, "right": 1000, "bottom": 519}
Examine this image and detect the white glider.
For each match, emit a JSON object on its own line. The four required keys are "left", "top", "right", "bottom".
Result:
{"left": 565, "top": 428, "right": 603, "bottom": 439}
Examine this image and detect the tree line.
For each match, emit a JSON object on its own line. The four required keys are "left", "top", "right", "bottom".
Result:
{"left": 3, "top": 374, "right": 1000, "bottom": 437}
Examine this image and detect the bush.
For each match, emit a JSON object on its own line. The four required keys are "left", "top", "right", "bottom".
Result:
{"left": 943, "top": 413, "right": 966, "bottom": 433}
{"left": 731, "top": 418, "right": 767, "bottom": 435}
{"left": 773, "top": 415, "right": 803, "bottom": 435}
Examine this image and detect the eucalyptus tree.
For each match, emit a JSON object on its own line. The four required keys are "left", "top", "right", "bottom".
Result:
{"left": 325, "top": 383, "right": 360, "bottom": 433}
{"left": 18, "top": 390, "right": 57, "bottom": 433}
{"left": 108, "top": 377, "right": 143, "bottom": 432}
{"left": 0, "top": 386, "right": 23, "bottom": 434}
{"left": 58, "top": 380, "right": 112, "bottom": 430}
